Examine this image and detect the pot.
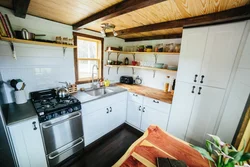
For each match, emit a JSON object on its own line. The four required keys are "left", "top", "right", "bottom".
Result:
{"left": 15, "top": 28, "right": 46, "bottom": 40}
{"left": 56, "top": 87, "right": 69, "bottom": 98}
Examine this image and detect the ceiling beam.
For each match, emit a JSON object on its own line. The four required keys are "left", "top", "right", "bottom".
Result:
{"left": 73, "top": 0, "right": 165, "bottom": 30}
{"left": 107, "top": 5, "right": 250, "bottom": 37}
{"left": 124, "top": 33, "right": 182, "bottom": 42}
{"left": 12, "top": 0, "right": 30, "bottom": 18}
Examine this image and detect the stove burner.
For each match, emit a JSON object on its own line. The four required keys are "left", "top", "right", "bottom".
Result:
{"left": 30, "top": 88, "right": 81, "bottom": 123}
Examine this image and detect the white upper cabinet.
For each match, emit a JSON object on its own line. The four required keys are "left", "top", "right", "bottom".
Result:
{"left": 176, "top": 27, "right": 208, "bottom": 84}
{"left": 200, "top": 22, "right": 246, "bottom": 88}
{"left": 185, "top": 86, "right": 225, "bottom": 146}
{"left": 167, "top": 81, "right": 197, "bottom": 140}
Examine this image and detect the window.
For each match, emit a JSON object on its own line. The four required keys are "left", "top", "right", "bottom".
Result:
{"left": 74, "top": 33, "right": 103, "bottom": 84}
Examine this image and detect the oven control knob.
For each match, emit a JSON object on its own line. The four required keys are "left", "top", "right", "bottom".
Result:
{"left": 68, "top": 108, "right": 73, "bottom": 113}
{"left": 61, "top": 110, "right": 66, "bottom": 115}
{"left": 46, "top": 115, "right": 52, "bottom": 120}
{"left": 73, "top": 106, "right": 79, "bottom": 111}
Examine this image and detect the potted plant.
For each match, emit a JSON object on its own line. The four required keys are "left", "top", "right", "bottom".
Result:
{"left": 191, "top": 134, "right": 250, "bottom": 167}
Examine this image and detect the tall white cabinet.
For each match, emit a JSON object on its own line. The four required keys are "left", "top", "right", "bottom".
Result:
{"left": 167, "top": 21, "right": 246, "bottom": 146}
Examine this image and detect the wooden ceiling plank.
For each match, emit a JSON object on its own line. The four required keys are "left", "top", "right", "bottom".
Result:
{"left": 13, "top": 0, "right": 30, "bottom": 18}
{"left": 73, "top": 0, "right": 166, "bottom": 30}
{"left": 106, "top": 5, "right": 250, "bottom": 37}
{"left": 124, "top": 33, "right": 182, "bottom": 42}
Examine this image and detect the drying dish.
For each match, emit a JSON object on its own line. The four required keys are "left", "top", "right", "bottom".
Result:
{"left": 167, "top": 65, "right": 178, "bottom": 71}
{"left": 154, "top": 63, "right": 164, "bottom": 68}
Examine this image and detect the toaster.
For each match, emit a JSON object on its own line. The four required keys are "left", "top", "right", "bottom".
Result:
{"left": 120, "top": 76, "right": 134, "bottom": 84}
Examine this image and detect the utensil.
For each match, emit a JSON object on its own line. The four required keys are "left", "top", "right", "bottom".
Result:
{"left": 10, "top": 79, "right": 18, "bottom": 90}
{"left": 15, "top": 28, "right": 46, "bottom": 40}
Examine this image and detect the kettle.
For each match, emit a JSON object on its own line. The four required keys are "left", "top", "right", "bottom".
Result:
{"left": 135, "top": 76, "right": 142, "bottom": 85}
{"left": 56, "top": 87, "right": 69, "bottom": 98}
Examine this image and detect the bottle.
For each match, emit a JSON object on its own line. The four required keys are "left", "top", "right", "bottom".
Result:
{"left": 125, "top": 57, "right": 129, "bottom": 65}
{"left": 164, "top": 76, "right": 170, "bottom": 92}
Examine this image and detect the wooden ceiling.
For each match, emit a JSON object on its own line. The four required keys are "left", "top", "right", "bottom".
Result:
{"left": 0, "top": 0, "right": 250, "bottom": 41}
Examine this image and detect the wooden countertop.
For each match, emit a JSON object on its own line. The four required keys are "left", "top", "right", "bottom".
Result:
{"left": 116, "top": 83, "right": 173, "bottom": 104}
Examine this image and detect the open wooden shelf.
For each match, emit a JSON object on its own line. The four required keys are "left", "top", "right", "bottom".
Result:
{"left": 106, "top": 50, "right": 179, "bottom": 55}
{"left": 0, "top": 37, "right": 77, "bottom": 48}
{"left": 105, "top": 64, "right": 177, "bottom": 73}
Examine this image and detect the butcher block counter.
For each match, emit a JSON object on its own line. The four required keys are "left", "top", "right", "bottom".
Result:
{"left": 115, "top": 83, "right": 173, "bottom": 104}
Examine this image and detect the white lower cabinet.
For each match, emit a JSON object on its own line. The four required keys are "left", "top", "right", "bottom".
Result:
{"left": 127, "top": 101, "right": 142, "bottom": 128}
{"left": 140, "top": 106, "right": 169, "bottom": 131}
{"left": 82, "top": 92, "right": 127, "bottom": 146}
{"left": 126, "top": 92, "right": 171, "bottom": 131}
{"left": 8, "top": 117, "right": 47, "bottom": 167}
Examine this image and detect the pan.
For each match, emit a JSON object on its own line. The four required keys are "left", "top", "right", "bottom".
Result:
{"left": 15, "top": 28, "right": 46, "bottom": 40}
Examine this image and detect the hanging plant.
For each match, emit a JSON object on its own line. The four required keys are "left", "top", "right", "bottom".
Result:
{"left": 191, "top": 134, "right": 250, "bottom": 167}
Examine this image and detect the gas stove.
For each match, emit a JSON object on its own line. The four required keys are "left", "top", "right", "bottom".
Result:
{"left": 30, "top": 89, "right": 81, "bottom": 123}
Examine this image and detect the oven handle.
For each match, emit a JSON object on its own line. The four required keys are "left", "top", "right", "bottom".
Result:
{"left": 48, "top": 137, "right": 84, "bottom": 160}
{"left": 42, "top": 112, "right": 81, "bottom": 129}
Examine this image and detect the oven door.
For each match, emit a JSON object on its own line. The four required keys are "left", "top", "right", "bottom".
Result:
{"left": 41, "top": 111, "right": 83, "bottom": 154}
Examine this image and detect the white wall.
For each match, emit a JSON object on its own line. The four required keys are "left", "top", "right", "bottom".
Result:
{"left": 0, "top": 7, "right": 74, "bottom": 103}
{"left": 217, "top": 20, "right": 250, "bottom": 143}
{"left": 122, "top": 39, "right": 181, "bottom": 89}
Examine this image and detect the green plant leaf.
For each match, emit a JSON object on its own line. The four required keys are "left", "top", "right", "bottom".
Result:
{"left": 208, "top": 134, "right": 224, "bottom": 147}
{"left": 232, "top": 150, "right": 244, "bottom": 163}
{"left": 222, "top": 145, "right": 229, "bottom": 154}
{"left": 207, "top": 140, "right": 222, "bottom": 151}
{"left": 240, "top": 152, "right": 250, "bottom": 162}
{"left": 224, "top": 162, "right": 234, "bottom": 167}
{"left": 206, "top": 140, "right": 213, "bottom": 154}
{"left": 190, "top": 144, "right": 215, "bottom": 164}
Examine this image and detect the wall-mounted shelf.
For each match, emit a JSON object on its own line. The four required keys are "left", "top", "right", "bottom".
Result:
{"left": 105, "top": 64, "right": 177, "bottom": 78}
{"left": 106, "top": 50, "right": 179, "bottom": 63}
{"left": 0, "top": 37, "right": 77, "bottom": 59}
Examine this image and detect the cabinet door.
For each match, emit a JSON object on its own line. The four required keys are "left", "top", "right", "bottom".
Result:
{"left": 141, "top": 106, "right": 169, "bottom": 131}
{"left": 185, "top": 86, "right": 225, "bottom": 146}
{"left": 200, "top": 21, "right": 246, "bottom": 88}
{"left": 176, "top": 27, "right": 208, "bottom": 83}
{"left": 167, "top": 81, "right": 197, "bottom": 140}
{"left": 109, "top": 100, "right": 127, "bottom": 131}
{"left": 82, "top": 108, "right": 109, "bottom": 146}
{"left": 8, "top": 117, "right": 47, "bottom": 167}
{"left": 127, "top": 101, "right": 142, "bottom": 128}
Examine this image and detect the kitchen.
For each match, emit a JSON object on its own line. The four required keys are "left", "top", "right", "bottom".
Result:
{"left": 0, "top": 1, "right": 250, "bottom": 167}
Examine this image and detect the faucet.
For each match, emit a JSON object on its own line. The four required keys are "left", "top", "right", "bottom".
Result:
{"left": 91, "top": 65, "right": 100, "bottom": 89}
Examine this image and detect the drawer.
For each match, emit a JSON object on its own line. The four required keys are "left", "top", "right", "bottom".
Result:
{"left": 128, "top": 92, "right": 144, "bottom": 104}
{"left": 82, "top": 92, "right": 127, "bottom": 115}
{"left": 143, "top": 96, "right": 171, "bottom": 114}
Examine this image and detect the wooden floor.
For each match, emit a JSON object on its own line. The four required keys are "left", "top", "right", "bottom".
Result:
{"left": 62, "top": 124, "right": 142, "bottom": 167}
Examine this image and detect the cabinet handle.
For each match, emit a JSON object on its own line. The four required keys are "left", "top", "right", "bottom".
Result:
{"left": 194, "top": 74, "right": 198, "bottom": 82}
{"left": 109, "top": 107, "right": 112, "bottom": 112}
{"left": 191, "top": 86, "right": 195, "bottom": 93}
{"left": 139, "top": 106, "right": 142, "bottom": 111}
{"left": 142, "top": 107, "right": 145, "bottom": 112}
{"left": 198, "top": 87, "right": 202, "bottom": 95}
{"left": 32, "top": 121, "right": 37, "bottom": 130}
{"left": 106, "top": 108, "right": 109, "bottom": 114}
{"left": 153, "top": 100, "right": 159, "bottom": 103}
{"left": 133, "top": 94, "right": 138, "bottom": 97}
{"left": 200, "top": 75, "right": 205, "bottom": 84}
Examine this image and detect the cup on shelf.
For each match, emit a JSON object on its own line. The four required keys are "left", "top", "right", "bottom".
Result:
{"left": 63, "top": 37, "right": 68, "bottom": 44}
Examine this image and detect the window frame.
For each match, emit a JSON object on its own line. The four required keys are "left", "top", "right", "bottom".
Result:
{"left": 73, "top": 32, "right": 104, "bottom": 84}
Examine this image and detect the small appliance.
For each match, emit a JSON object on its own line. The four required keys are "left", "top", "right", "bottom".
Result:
{"left": 120, "top": 76, "right": 133, "bottom": 84}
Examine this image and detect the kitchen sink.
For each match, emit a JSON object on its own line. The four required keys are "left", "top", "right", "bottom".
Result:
{"left": 85, "top": 88, "right": 113, "bottom": 96}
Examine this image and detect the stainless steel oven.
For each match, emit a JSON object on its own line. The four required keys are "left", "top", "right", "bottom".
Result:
{"left": 40, "top": 111, "right": 84, "bottom": 167}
